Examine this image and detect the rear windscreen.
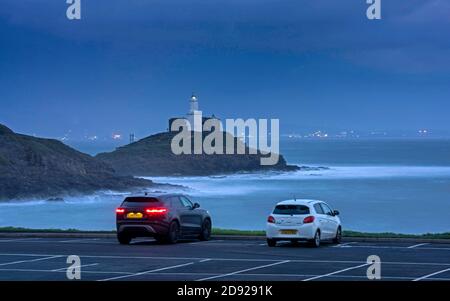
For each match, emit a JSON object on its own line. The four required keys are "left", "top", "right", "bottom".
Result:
{"left": 123, "top": 197, "right": 160, "bottom": 203}
{"left": 273, "top": 205, "right": 310, "bottom": 215}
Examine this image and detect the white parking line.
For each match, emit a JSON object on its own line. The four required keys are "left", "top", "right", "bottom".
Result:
{"left": 199, "top": 259, "right": 211, "bottom": 263}
{"left": 302, "top": 263, "right": 370, "bottom": 281}
{"left": 51, "top": 263, "right": 99, "bottom": 272}
{"left": 0, "top": 253, "right": 449, "bottom": 266}
{"left": 0, "top": 239, "right": 116, "bottom": 245}
{"left": 339, "top": 245, "right": 450, "bottom": 251}
{"left": 197, "top": 260, "right": 290, "bottom": 281}
{"left": 0, "top": 268, "right": 134, "bottom": 275}
{"left": 333, "top": 242, "right": 356, "bottom": 248}
{"left": 98, "top": 262, "right": 196, "bottom": 281}
{"left": 3, "top": 238, "right": 448, "bottom": 250}
{"left": 413, "top": 267, "right": 450, "bottom": 281}
{"left": 188, "top": 240, "right": 225, "bottom": 244}
{"left": 0, "top": 238, "right": 41, "bottom": 242}
{"left": 407, "top": 243, "right": 429, "bottom": 249}
{"left": 131, "top": 239, "right": 155, "bottom": 244}
{"left": 0, "top": 255, "right": 63, "bottom": 267}
{"left": 0, "top": 268, "right": 449, "bottom": 281}
{"left": 58, "top": 239, "right": 100, "bottom": 243}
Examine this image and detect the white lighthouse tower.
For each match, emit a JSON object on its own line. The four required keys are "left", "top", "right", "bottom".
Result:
{"left": 186, "top": 93, "right": 203, "bottom": 132}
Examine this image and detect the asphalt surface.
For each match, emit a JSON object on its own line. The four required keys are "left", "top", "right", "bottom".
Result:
{"left": 0, "top": 237, "right": 449, "bottom": 281}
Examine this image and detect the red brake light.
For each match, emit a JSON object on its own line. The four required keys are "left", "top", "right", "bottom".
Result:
{"left": 303, "top": 216, "right": 315, "bottom": 224}
{"left": 145, "top": 208, "right": 167, "bottom": 214}
{"left": 267, "top": 216, "right": 276, "bottom": 223}
{"left": 116, "top": 208, "right": 125, "bottom": 214}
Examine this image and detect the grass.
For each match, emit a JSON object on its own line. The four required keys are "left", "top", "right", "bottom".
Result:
{"left": 343, "top": 230, "right": 450, "bottom": 239}
{"left": 0, "top": 226, "right": 449, "bottom": 239}
{"left": 212, "top": 228, "right": 265, "bottom": 236}
{"left": 0, "top": 227, "right": 114, "bottom": 233}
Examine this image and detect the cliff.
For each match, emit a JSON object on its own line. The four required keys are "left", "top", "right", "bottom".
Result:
{"left": 0, "top": 124, "right": 155, "bottom": 200}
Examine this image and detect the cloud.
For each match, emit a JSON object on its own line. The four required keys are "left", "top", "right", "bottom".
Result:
{"left": 1, "top": 0, "right": 448, "bottom": 74}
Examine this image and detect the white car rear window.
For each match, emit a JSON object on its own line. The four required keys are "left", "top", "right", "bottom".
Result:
{"left": 273, "top": 205, "right": 310, "bottom": 215}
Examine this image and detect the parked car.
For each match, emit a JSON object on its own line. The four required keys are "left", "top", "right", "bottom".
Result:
{"left": 266, "top": 199, "right": 342, "bottom": 247}
{"left": 116, "top": 193, "right": 212, "bottom": 244}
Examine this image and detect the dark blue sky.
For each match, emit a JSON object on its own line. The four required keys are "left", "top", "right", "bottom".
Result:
{"left": 1, "top": 0, "right": 449, "bottom": 139}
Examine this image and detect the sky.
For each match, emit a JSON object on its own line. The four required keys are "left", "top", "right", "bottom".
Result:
{"left": 0, "top": 0, "right": 449, "bottom": 140}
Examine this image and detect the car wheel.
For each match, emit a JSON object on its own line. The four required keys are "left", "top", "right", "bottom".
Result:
{"left": 117, "top": 233, "right": 131, "bottom": 245}
{"left": 165, "top": 221, "right": 180, "bottom": 244}
{"left": 267, "top": 238, "right": 277, "bottom": 247}
{"left": 199, "top": 219, "right": 212, "bottom": 241}
{"left": 333, "top": 227, "right": 342, "bottom": 244}
{"left": 310, "top": 230, "right": 321, "bottom": 248}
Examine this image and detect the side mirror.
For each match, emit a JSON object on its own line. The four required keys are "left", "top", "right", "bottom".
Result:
{"left": 333, "top": 210, "right": 340, "bottom": 216}
{"left": 193, "top": 203, "right": 200, "bottom": 209}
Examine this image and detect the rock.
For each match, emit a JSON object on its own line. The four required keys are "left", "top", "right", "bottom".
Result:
{"left": 46, "top": 197, "right": 65, "bottom": 202}
{"left": 96, "top": 131, "right": 299, "bottom": 176}
{"left": 298, "top": 166, "right": 330, "bottom": 171}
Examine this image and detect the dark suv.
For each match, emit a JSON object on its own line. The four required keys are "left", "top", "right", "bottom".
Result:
{"left": 116, "top": 193, "right": 212, "bottom": 244}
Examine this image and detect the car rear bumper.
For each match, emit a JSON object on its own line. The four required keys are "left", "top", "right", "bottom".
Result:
{"left": 117, "top": 221, "right": 169, "bottom": 237}
{"left": 266, "top": 223, "right": 316, "bottom": 240}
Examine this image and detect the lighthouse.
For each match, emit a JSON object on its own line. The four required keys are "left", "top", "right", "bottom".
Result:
{"left": 189, "top": 93, "right": 199, "bottom": 112}
{"left": 186, "top": 93, "right": 203, "bottom": 132}
{"left": 168, "top": 93, "right": 219, "bottom": 132}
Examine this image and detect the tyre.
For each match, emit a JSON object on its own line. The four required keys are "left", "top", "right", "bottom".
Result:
{"left": 117, "top": 233, "right": 131, "bottom": 245}
{"left": 333, "top": 227, "right": 342, "bottom": 244}
{"left": 165, "top": 221, "right": 180, "bottom": 244}
{"left": 199, "top": 219, "right": 212, "bottom": 241}
{"left": 267, "top": 238, "right": 277, "bottom": 247}
{"left": 309, "top": 230, "right": 321, "bottom": 248}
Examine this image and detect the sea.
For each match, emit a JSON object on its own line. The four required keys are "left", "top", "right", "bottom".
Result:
{"left": 1, "top": 138, "right": 449, "bottom": 234}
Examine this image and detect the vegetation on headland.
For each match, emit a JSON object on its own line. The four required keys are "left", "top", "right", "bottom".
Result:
{"left": 96, "top": 131, "right": 298, "bottom": 176}
{"left": 0, "top": 227, "right": 449, "bottom": 239}
{"left": 0, "top": 124, "right": 157, "bottom": 201}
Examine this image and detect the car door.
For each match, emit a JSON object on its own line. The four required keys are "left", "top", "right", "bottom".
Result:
{"left": 320, "top": 203, "right": 339, "bottom": 238}
{"left": 169, "top": 196, "right": 189, "bottom": 233}
{"left": 179, "top": 196, "right": 202, "bottom": 234}
{"left": 313, "top": 203, "right": 330, "bottom": 238}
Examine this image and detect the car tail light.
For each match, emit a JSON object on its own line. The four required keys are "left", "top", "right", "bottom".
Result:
{"left": 303, "top": 216, "right": 315, "bottom": 224}
{"left": 116, "top": 208, "right": 125, "bottom": 214}
{"left": 145, "top": 208, "right": 167, "bottom": 215}
{"left": 267, "top": 216, "right": 276, "bottom": 223}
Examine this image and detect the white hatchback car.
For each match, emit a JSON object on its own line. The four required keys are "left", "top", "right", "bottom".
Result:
{"left": 266, "top": 199, "right": 342, "bottom": 247}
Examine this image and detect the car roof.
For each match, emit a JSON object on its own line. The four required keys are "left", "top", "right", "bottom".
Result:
{"left": 276, "top": 199, "right": 321, "bottom": 206}
{"left": 124, "top": 193, "right": 185, "bottom": 200}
